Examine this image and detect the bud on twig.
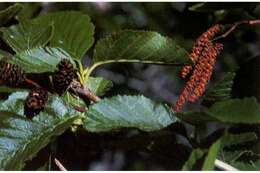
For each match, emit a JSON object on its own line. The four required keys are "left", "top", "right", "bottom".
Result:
{"left": 69, "top": 80, "right": 101, "bottom": 103}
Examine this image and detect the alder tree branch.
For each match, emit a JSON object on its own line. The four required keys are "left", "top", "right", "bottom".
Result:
{"left": 69, "top": 80, "right": 101, "bottom": 103}
{"left": 25, "top": 78, "right": 55, "bottom": 95}
{"left": 212, "top": 19, "right": 260, "bottom": 41}
{"left": 24, "top": 78, "right": 41, "bottom": 88}
{"left": 73, "top": 105, "right": 87, "bottom": 113}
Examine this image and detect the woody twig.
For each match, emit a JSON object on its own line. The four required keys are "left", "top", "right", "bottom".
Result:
{"left": 25, "top": 78, "right": 41, "bottom": 88}
{"left": 69, "top": 80, "right": 101, "bottom": 103}
{"left": 213, "top": 19, "right": 260, "bottom": 41}
{"left": 73, "top": 105, "right": 87, "bottom": 113}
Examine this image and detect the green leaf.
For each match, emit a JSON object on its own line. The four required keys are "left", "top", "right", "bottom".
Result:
{"left": 207, "top": 97, "right": 260, "bottom": 124}
{"left": 176, "top": 97, "right": 260, "bottom": 125}
{"left": 1, "top": 20, "right": 53, "bottom": 53}
{"left": 85, "top": 77, "right": 113, "bottom": 96}
{"left": 218, "top": 150, "right": 260, "bottom": 171}
{"left": 232, "top": 160, "right": 260, "bottom": 171}
{"left": 217, "top": 132, "right": 260, "bottom": 171}
{"left": 175, "top": 111, "right": 215, "bottom": 125}
{"left": 203, "top": 72, "right": 235, "bottom": 104}
{"left": 182, "top": 139, "right": 221, "bottom": 170}
{"left": 91, "top": 30, "right": 191, "bottom": 71}
{"left": 63, "top": 92, "right": 86, "bottom": 109}
{"left": 10, "top": 47, "right": 75, "bottom": 74}
{"left": 218, "top": 150, "right": 245, "bottom": 164}
{"left": 0, "top": 91, "right": 81, "bottom": 170}
{"left": 182, "top": 149, "right": 205, "bottom": 170}
{"left": 33, "top": 11, "right": 95, "bottom": 59}
{"left": 83, "top": 95, "right": 176, "bottom": 132}
{"left": 222, "top": 132, "right": 257, "bottom": 148}
{"left": 0, "top": 86, "right": 27, "bottom": 93}
{"left": 202, "top": 139, "right": 221, "bottom": 170}
{"left": 0, "top": 3, "right": 23, "bottom": 26}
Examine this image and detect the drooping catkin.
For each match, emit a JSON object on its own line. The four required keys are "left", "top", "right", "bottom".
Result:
{"left": 174, "top": 42, "right": 223, "bottom": 112}
{"left": 188, "top": 43, "right": 223, "bottom": 103}
{"left": 179, "top": 24, "right": 222, "bottom": 79}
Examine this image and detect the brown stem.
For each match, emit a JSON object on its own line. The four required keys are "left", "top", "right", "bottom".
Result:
{"left": 73, "top": 105, "right": 87, "bottom": 113}
{"left": 212, "top": 19, "right": 260, "bottom": 41}
{"left": 248, "top": 19, "right": 260, "bottom": 25}
{"left": 25, "top": 78, "right": 41, "bottom": 88}
{"left": 69, "top": 80, "right": 101, "bottom": 103}
{"left": 54, "top": 158, "right": 67, "bottom": 171}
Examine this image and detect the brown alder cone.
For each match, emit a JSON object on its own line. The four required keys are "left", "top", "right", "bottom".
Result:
{"left": 24, "top": 87, "right": 48, "bottom": 119}
{"left": 179, "top": 24, "right": 222, "bottom": 79}
{"left": 0, "top": 60, "right": 26, "bottom": 87}
{"left": 173, "top": 42, "right": 223, "bottom": 112}
{"left": 53, "top": 59, "right": 75, "bottom": 95}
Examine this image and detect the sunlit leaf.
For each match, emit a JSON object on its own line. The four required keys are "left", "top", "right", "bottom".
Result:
{"left": 10, "top": 47, "right": 75, "bottom": 74}
{"left": 1, "top": 20, "right": 53, "bottom": 53}
{"left": 33, "top": 11, "right": 95, "bottom": 59}
{"left": 91, "top": 30, "right": 191, "bottom": 72}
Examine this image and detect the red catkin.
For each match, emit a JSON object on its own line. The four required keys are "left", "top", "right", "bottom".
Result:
{"left": 188, "top": 43, "right": 223, "bottom": 102}
{"left": 173, "top": 42, "right": 223, "bottom": 112}
{"left": 179, "top": 24, "right": 222, "bottom": 79}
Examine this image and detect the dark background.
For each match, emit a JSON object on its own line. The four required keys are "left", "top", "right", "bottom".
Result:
{"left": 0, "top": 2, "right": 260, "bottom": 170}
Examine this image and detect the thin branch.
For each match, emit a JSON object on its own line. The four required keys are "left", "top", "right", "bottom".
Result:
{"left": 73, "top": 105, "right": 87, "bottom": 113}
{"left": 54, "top": 158, "right": 67, "bottom": 171}
{"left": 69, "top": 80, "right": 101, "bottom": 103}
{"left": 212, "top": 19, "right": 260, "bottom": 42}
{"left": 215, "top": 159, "right": 239, "bottom": 171}
{"left": 249, "top": 19, "right": 260, "bottom": 25}
{"left": 25, "top": 78, "right": 41, "bottom": 88}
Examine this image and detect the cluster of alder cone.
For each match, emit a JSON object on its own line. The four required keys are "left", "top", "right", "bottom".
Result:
{"left": 0, "top": 58, "right": 78, "bottom": 119}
